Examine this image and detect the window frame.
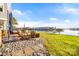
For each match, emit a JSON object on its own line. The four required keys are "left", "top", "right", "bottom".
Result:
{"left": 0, "top": 4, "right": 3, "bottom": 12}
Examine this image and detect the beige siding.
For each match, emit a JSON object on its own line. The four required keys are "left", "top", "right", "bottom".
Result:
{"left": 0, "top": 3, "right": 11, "bottom": 30}
{"left": 0, "top": 3, "right": 8, "bottom": 20}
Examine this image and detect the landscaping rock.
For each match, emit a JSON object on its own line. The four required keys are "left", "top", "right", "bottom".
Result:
{"left": 23, "top": 47, "right": 34, "bottom": 56}
{"left": 0, "top": 38, "right": 48, "bottom": 56}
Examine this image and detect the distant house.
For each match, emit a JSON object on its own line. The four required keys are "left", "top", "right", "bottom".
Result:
{"left": 0, "top": 3, "right": 12, "bottom": 30}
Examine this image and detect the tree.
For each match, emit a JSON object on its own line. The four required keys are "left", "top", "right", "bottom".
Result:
{"left": 56, "top": 28, "right": 63, "bottom": 34}
{"left": 12, "top": 17, "right": 18, "bottom": 25}
{"left": 12, "top": 17, "right": 18, "bottom": 30}
{"left": 0, "top": 17, "right": 18, "bottom": 30}
{"left": 0, "top": 17, "right": 18, "bottom": 26}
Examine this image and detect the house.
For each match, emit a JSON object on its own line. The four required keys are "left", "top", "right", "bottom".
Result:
{"left": 0, "top": 3, "right": 12, "bottom": 31}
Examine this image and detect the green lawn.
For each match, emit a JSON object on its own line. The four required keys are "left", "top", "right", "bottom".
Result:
{"left": 40, "top": 32, "right": 79, "bottom": 56}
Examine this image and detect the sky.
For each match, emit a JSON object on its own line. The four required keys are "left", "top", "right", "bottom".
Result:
{"left": 12, "top": 3, "right": 79, "bottom": 28}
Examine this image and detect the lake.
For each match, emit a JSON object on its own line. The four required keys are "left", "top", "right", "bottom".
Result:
{"left": 46, "top": 30, "right": 79, "bottom": 36}
{"left": 60, "top": 30, "right": 79, "bottom": 36}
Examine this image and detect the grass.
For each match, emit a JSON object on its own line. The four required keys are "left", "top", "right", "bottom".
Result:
{"left": 40, "top": 32, "right": 79, "bottom": 56}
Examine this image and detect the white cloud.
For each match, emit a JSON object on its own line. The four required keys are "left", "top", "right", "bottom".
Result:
{"left": 13, "top": 9, "right": 24, "bottom": 15}
{"left": 17, "top": 20, "right": 79, "bottom": 28}
{"left": 66, "top": 8, "right": 77, "bottom": 12}
{"left": 63, "top": 8, "right": 79, "bottom": 14}
{"left": 64, "top": 19, "right": 70, "bottom": 23}
{"left": 12, "top": 9, "right": 33, "bottom": 23}
{"left": 13, "top": 9, "right": 32, "bottom": 15}
{"left": 17, "top": 21, "right": 41, "bottom": 28}
{"left": 49, "top": 17, "right": 58, "bottom": 21}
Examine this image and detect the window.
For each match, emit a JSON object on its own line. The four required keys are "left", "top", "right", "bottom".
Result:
{"left": 0, "top": 7, "right": 2, "bottom": 11}
{"left": 0, "top": 4, "right": 3, "bottom": 12}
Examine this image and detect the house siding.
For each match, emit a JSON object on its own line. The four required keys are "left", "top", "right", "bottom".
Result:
{"left": 0, "top": 3, "right": 11, "bottom": 30}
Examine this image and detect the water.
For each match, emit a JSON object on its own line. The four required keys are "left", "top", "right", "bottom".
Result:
{"left": 60, "top": 30, "right": 79, "bottom": 36}
{"left": 40, "top": 30, "right": 79, "bottom": 36}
